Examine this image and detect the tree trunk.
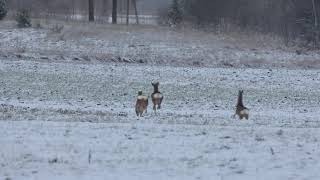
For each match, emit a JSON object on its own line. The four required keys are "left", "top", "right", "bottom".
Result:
{"left": 126, "top": 0, "right": 130, "bottom": 25}
{"left": 72, "top": 0, "right": 75, "bottom": 20}
{"left": 312, "top": 0, "right": 318, "bottom": 27}
{"left": 89, "top": 0, "right": 94, "bottom": 21}
{"left": 112, "top": 0, "right": 117, "bottom": 24}
{"left": 132, "top": 0, "right": 139, "bottom": 24}
{"left": 312, "top": 0, "right": 319, "bottom": 47}
{"left": 281, "top": 0, "right": 290, "bottom": 46}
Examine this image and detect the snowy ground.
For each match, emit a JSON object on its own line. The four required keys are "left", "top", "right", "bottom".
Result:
{"left": 0, "top": 58, "right": 320, "bottom": 179}
{"left": 1, "top": 121, "right": 320, "bottom": 180}
{"left": 1, "top": 20, "right": 320, "bottom": 179}
{"left": 1, "top": 20, "right": 320, "bottom": 69}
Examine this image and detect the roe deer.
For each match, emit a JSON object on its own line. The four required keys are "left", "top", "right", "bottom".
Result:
{"left": 151, "top": 82, "right": 163, "bottom": 114}
{"left": 135, "top": 91, "right": 148, "bottom": 117}
{"left": 234, "top": 90, "right": 249, "bottom": 120}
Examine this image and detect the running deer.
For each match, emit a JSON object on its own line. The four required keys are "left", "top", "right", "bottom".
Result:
{"left": 135, "top": 90, "right": 148, "bottom": 117}
{"left": 151, "top": 82, "right": 163, "bottom": 113}
{"left": 234, "top": 90, "right": 249, "bottom": 120}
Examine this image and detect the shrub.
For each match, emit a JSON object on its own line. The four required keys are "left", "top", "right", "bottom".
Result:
{"left": 16, "top": 9, "right": 32, "bottom": 28}
{"left": 51, "top": 24, "right": 64, "bottom": 33}
{"left": 168, "top": 0, "right": 183, "bottom": 25}
{"left": 0, "top": 0, "right": 7, "bottom": 20}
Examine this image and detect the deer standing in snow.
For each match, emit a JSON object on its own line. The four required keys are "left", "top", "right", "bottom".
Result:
{"left": 234, "top": 90, "right": 249, "bottom": 120}
{"left": 135, "top": 90, "right": 148, "bottom": 117}
{"left": 151, "top": 82, "right": 163, "bottom": 114}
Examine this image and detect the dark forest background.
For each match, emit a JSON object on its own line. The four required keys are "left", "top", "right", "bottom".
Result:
{"left": 3, "top": 0, "right": 320, "bottom": 47}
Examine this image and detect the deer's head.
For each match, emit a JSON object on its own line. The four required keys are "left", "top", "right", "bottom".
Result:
{"left": 151, "top": 82, "right": 160, "bottom": 91}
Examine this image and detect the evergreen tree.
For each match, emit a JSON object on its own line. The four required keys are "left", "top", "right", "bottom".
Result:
{"left": 0, "top": 0, "right": 7, "bottom": 20}
{"left": 16, "top": 9, "right": 32, "bottom": 28}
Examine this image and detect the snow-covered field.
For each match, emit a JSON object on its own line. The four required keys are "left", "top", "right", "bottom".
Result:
{"left": 2, "top": 121, "right": 320, "bottom": 180}
{"left": 1, "top": 20, "right": 320, "bottom": 69}
{"left": 1, "top": 20, "right": 320, "bottom": 179}
{"left": 0, "top": 58, "right": 320, "bottom": 180}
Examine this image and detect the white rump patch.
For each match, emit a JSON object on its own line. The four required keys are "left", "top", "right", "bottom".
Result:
{"left": 240, "top": 109, "right": 249, "bottom": 115}
{"left": 137, "top": 96, "right": 148, "bottom": 100}
{"left": 153, "top": 93, "right": 163, "bottom": 99}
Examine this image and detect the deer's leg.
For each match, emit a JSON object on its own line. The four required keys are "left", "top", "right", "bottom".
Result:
{"left": 232, "top": 114, "right": 236, "bottom": 118}
{"left": 154, "top": 105, "right": 160, "bottom": 115}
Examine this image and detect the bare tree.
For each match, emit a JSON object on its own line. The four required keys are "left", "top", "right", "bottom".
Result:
{"left": 126, "top": 0, "right": 130, "bottom": 25}
{"left": 312, "top": 0, "right": 318, "bottom": 27}
{"left": 133, "top": 0, "right": 139, "bottom": 24}
{"left": 89, "top": 0, "right": 95, "bottom": 21}
{"left": 72, "top": 0, "right": 75, "bottom": 18}
{"left": 112, "top": 0, "right": 117, "bottom": 24}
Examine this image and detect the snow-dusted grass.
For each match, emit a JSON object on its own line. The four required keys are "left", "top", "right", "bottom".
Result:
{"left": 0, "top": 59, "right": 320, "bottom": 127}
{"left": 1, "top": 20, "right": 320, "bottom": 69}
{"left": 0, "top": 58, "right": 320, "bottom": 179}
{"left": 1, "top": 121, "right": 320, "bottom": 180}
{"left": 1, "top": 20, "right": 320, "bottom": 179}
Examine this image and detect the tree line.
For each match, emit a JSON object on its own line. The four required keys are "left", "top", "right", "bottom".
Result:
{"left": 5, "top": 0, "right": 142, "bottom": 24}
{"left": 176, "top": 0, "right": 320, "bottom": 47}
{"left": 2, "top": 0, "right": 320, "bottom": 47}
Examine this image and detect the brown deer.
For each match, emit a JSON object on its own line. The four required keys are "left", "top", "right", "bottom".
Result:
{"left": 151, "top": 82, "right": 163, "bottom": 113}
{"left": 234, "top": 90, "right": 249, "bottom": 120}
{"left": 135, "top": 90, "right": 148, "bottom": 117}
